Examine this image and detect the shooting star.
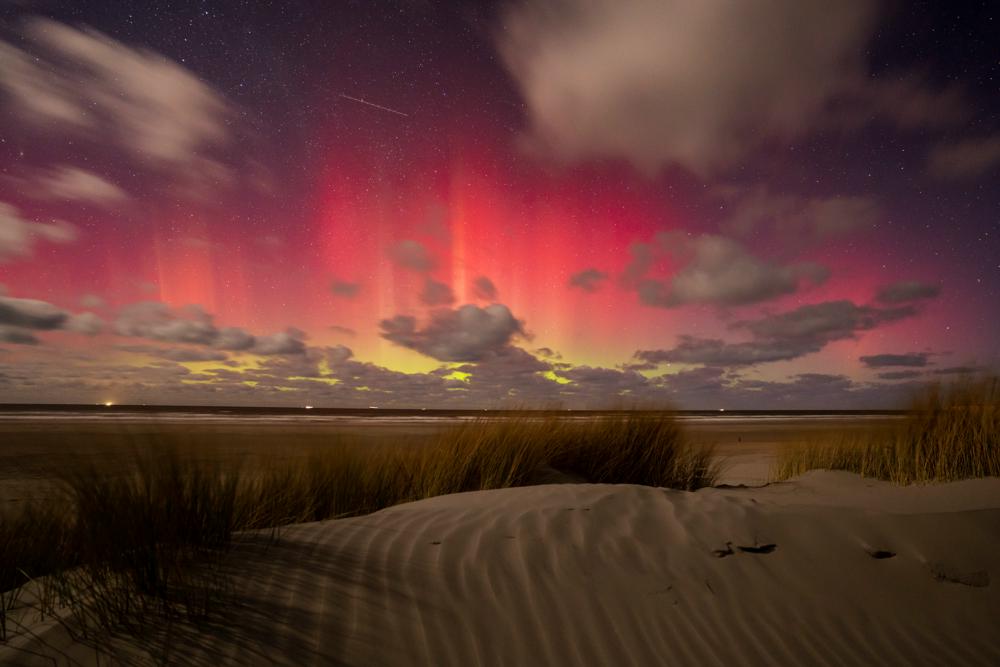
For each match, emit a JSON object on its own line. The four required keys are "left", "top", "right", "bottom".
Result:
{"left": 339, "top": 94, "right": 409, "bottom": 118}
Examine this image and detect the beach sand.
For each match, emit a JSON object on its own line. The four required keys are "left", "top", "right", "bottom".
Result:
{"left": 3, "top": 468, "right": 998, "bottom": 666}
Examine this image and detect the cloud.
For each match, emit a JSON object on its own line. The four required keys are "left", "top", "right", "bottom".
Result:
{"left": 115, "top": 302, "right": 304, "bottom": 355}
{"left": 498, "top": 0, "right": 881, "bottom": 176}
{"left": 65, "top": 312, "right": 105, "bottom": 335}
{"left": 380, "top": 303, "right": 525, "bottom": 362}
{"left": 0, "top": 19, "right": 233, "bottom": 179}
{"left": 720, "top": 186, "right": 881, "bottom": 242}
{"left": 635, "top": 335, "right": 801, "bottom": 367}
{"left": 636, "top": 299, "right": 919, "bottom": 368}
{"left": 80, "top": 294, "right": 105, "bottom": 309}
{"left": 926, "top": 134, "right": 1000, "bottom": 180}
{"left": 214, "top": 326, "right": 256, "bottom": 351}
{"left": 472, "top": 276, "right": 498, "bottom": 301}
{"left": 0, "top": 294, "right": 102, "bottom": 343}
{"left": 877, "top": 370, "right": 924, "bottom": 381}
{"left": 329, "top": 325, "right": 357, "bottom": 337}
{"left": 330, "top": 280, "right": 361, "bottom": 298}
{"left": 251, "top": 329, "right": 308, "bottom": 356}
{"left": 35, "top": 166, "right": 129, "bottom": 206}
{"left": 388, "top": 240, "right": 435, "bottom": 272}
{"left": 420, "top": 278, "right": 456, "bottom": 306}
{"left": 115, "top": 302, "right": 218, "bottom": 345}
{"left": 0, "top": 295, "right": 69, "bottom": 330}
{"left": 0, "top": 202, "right": 78, "bottom": 263}
{"left": 569, "top": 268, "right": 608, "bottom": 293}
{"left": 875, "top": 281, "right": 940, "bottom": 304}
{"left": 119, "top": 344, "right": 229, "bottom": 363}
{"left": 0, "top": 326, "right": 40, "bottom": 345}
{"left": 631, "top": 233, "right": 828, "bottom": 308}
{"left": 859, "top": 353, "right": 930, "bottom": 368}
{"left": 931, "top": 366, "right": 980, "bottom": 376}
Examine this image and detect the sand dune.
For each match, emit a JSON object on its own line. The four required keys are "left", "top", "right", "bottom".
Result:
{"left": 4, "top": 471, "right": 1000, "bottom": 666}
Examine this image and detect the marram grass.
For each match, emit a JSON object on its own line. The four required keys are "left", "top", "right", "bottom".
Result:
{"left": 774, "top": 377, "right": 1000, "bottom": 484}
{"left": 1, "top": 412, "right": 716, "bottom": 641}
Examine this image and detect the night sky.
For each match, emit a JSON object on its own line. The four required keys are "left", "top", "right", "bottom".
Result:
{"left": 0, "top": 0, "right": 997, "bottom": 409}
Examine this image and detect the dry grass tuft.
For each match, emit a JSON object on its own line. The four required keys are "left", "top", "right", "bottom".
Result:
{"left": 1, "top": 412, "right": 716, "bottom": 641}
{"left": 774, "top": 377, "right": 1000, "bottom": 483}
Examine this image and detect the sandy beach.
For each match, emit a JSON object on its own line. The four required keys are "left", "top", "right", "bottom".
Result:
{"left": 3, "top": 467, "right": 998, "bottom": 666}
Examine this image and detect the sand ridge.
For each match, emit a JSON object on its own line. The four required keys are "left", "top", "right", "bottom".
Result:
{"left": 3, "top": 471, "right": 1000, "bottom": 666}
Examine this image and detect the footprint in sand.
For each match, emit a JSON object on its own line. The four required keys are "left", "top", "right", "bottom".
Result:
{"left": 712, "top": 542, "right": 777, "bottom": 557}
{"left": 866, "top": 549, "right": 896, "bottom": 559}
{"left": 928, "top": 562, "right": 990, "bottom": 588}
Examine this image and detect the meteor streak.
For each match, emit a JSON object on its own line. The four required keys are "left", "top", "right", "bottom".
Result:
{"left": 339, "top": 94, "right": 409, "bottom": 117}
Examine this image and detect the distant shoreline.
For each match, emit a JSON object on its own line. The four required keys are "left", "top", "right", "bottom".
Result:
{"left": 0, "top": 403, "right": 905, "bottom": 417}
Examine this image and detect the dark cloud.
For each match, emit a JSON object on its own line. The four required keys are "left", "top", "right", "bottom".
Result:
{"left": 878, "top": 370, "right": 924, "bottom": 380}
{"left": 0, "top": 326, "right": 39, "bottom": 345}
{"left": 932, "top": 366, "right": 980, "bottom": 376}
{"left": 860, "top": 353, "right": 930, "bottom": 368}
{"left": 0, "top": 296, "right": 69, "bottom": 330}
{"left": 251, "top": 328, "right": 307, "bottom": 356}
{"left": 380, "top": 303, "right": 525, "bottom": 362}
{"left": 331, "top": 280, "right": 361, "bottom": 298}
{"left": 0, "top": 295, "right": 103, "bottom": 344}
{"left": 115, "top": 302, "right": 304, "bottom": 355}
{"left": 629, "top": 233, "right": 828, "bottom": 308}
{"left": 472, "top": 276, "right": 498, "bottom": 301}
{"left": 636, "top": 299, "right": 919, "bottom": 368}
{"left": 569, "top": 268, "right": 608, "bottom": 293}
{"left": 214, "top": 326, "right": 256, "bottom": 351}
{"left": 119, "top": 344, "right": 229, "bottom": 363}
{"left": 636, "top": 335, "right": 800, "bottom": 367}
{"left": 420, "top": 278, "right": 456, "bottom": 306}
{"left": 388, "top": 239, "right": 435, "bottom": 272}
{"left": 115, "top": 302, "right": 218, "bottom": 345}
{"left": 875, "top": 281, "right": 941, "bottom": 304}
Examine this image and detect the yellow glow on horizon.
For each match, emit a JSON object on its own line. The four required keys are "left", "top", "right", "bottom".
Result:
{"left": 543, "top": 370, "right": 571, "bottom": 385}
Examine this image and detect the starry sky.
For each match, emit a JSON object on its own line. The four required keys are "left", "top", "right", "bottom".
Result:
{"left": 0, "top": 0, "right": 997, "bottom": 409}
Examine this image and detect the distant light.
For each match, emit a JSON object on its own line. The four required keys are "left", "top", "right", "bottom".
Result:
{"left": 719, "top": 408, "right": 725, "bottom": 412}
{"left": 369, "top": 406, "right": 379, "bottom": 409}
{"left": 304, "top": 405, "right": 314, "bottom": 410}
{"left": 103, "top": 401, "right": 114, "bottom": 407}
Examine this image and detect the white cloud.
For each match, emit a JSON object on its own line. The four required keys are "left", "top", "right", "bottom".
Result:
{"left": 499, "top": 0, "right": 880, "bottom": 175}
{"left": 0, "top": 202, "right": 78, "bottom": 263}
{"left": 0, "top": 19, "right": 233, "bottom": 178}
{"left": 36, "top": 166, "right": 129, "bottom": 206}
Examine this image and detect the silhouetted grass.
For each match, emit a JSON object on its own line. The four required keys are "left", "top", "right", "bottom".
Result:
{"left": 774, "top": 377, "right": 1000, "bottom": 483}
{"left": 1, "top": 412, "right": 716, "bottom": 641}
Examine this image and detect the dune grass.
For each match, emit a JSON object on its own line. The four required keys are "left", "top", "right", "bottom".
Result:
{"left": 774, "top": 377, "right": 1000, "bottom": 483}
{"left": 1, "top": 412, "right": 717, "bottom": 641}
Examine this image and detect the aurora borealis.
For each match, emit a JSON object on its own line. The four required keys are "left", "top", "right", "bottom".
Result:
{"left": 0, "top": 1, "right": 997, "bottom": 409}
